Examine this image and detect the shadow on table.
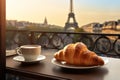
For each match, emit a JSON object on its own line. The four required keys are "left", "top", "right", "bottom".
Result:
{"left": 53, "top": 67, "right": 108, "bottom": 80}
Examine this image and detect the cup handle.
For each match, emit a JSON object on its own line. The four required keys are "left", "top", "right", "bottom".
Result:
{"left": 16, "top": 47, "right": 22, "bottom": 55}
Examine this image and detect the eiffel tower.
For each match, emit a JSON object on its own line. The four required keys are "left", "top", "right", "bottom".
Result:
{"left": 64, "top": 0, "right": 79, "bottom": 31}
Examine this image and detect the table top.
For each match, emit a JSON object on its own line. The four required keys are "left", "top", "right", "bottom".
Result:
{"left": 6, "top": 49, "right": 120, "bottom": 80}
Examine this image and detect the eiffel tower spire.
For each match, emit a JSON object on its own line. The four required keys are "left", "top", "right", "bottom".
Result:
{"left": 70, "top": 0, "right": 73, "bottom": 13}
{"left": 64, "top": 0, "right": 79, "bottom": 31}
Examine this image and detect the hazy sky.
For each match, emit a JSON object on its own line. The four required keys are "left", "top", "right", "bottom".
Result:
{"left": 6, "top": 0, "right": 120, "bottom": 27}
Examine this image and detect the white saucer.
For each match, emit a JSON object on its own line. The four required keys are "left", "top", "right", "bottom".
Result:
{"left": 51, "top": 57, "right": 109, "bottom": 69}
{"left": 13, "top": 55, "right": 46, "bottom": 63}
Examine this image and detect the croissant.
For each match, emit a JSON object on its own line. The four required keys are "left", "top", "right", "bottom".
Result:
{"left": 54, "top": 42, "right": 104, "bottom": 66}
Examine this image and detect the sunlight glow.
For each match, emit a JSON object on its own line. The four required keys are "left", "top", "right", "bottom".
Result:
{"left": 6, "top": 0, "right": 120, "bottom": 27}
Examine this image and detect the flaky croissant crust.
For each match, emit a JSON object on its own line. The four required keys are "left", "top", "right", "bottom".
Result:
{"left": 54, "top": 42, "right": 104, "bottom": 66}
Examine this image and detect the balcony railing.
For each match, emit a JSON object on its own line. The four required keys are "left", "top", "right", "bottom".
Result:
{"left": 6, "top": 30, "right": 120, "bottom": 58}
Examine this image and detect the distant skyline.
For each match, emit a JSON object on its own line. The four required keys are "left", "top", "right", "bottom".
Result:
{"left": 6, "top": 0, "right": 120, "bottom": 27}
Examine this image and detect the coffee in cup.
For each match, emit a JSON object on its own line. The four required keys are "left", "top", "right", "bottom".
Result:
{"left": 16, "top": 45, "right": 41, "bottom": 61}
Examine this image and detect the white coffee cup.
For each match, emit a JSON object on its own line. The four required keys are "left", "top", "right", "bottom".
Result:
{"left": 16, "top": 45, "right": 41, "bottom": 61}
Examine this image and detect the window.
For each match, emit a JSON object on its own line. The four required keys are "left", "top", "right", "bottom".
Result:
{"left": 6, "top": 0, "right": 120, "bottom": 57}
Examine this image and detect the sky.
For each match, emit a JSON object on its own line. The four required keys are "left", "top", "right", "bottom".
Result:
{"left": 6, "top": 0, "right": 120, "bottom": 27}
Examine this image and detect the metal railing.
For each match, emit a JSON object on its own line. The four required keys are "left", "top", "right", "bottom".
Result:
{"left": 6, "top": 30, "right": 120, "bottom": 58}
